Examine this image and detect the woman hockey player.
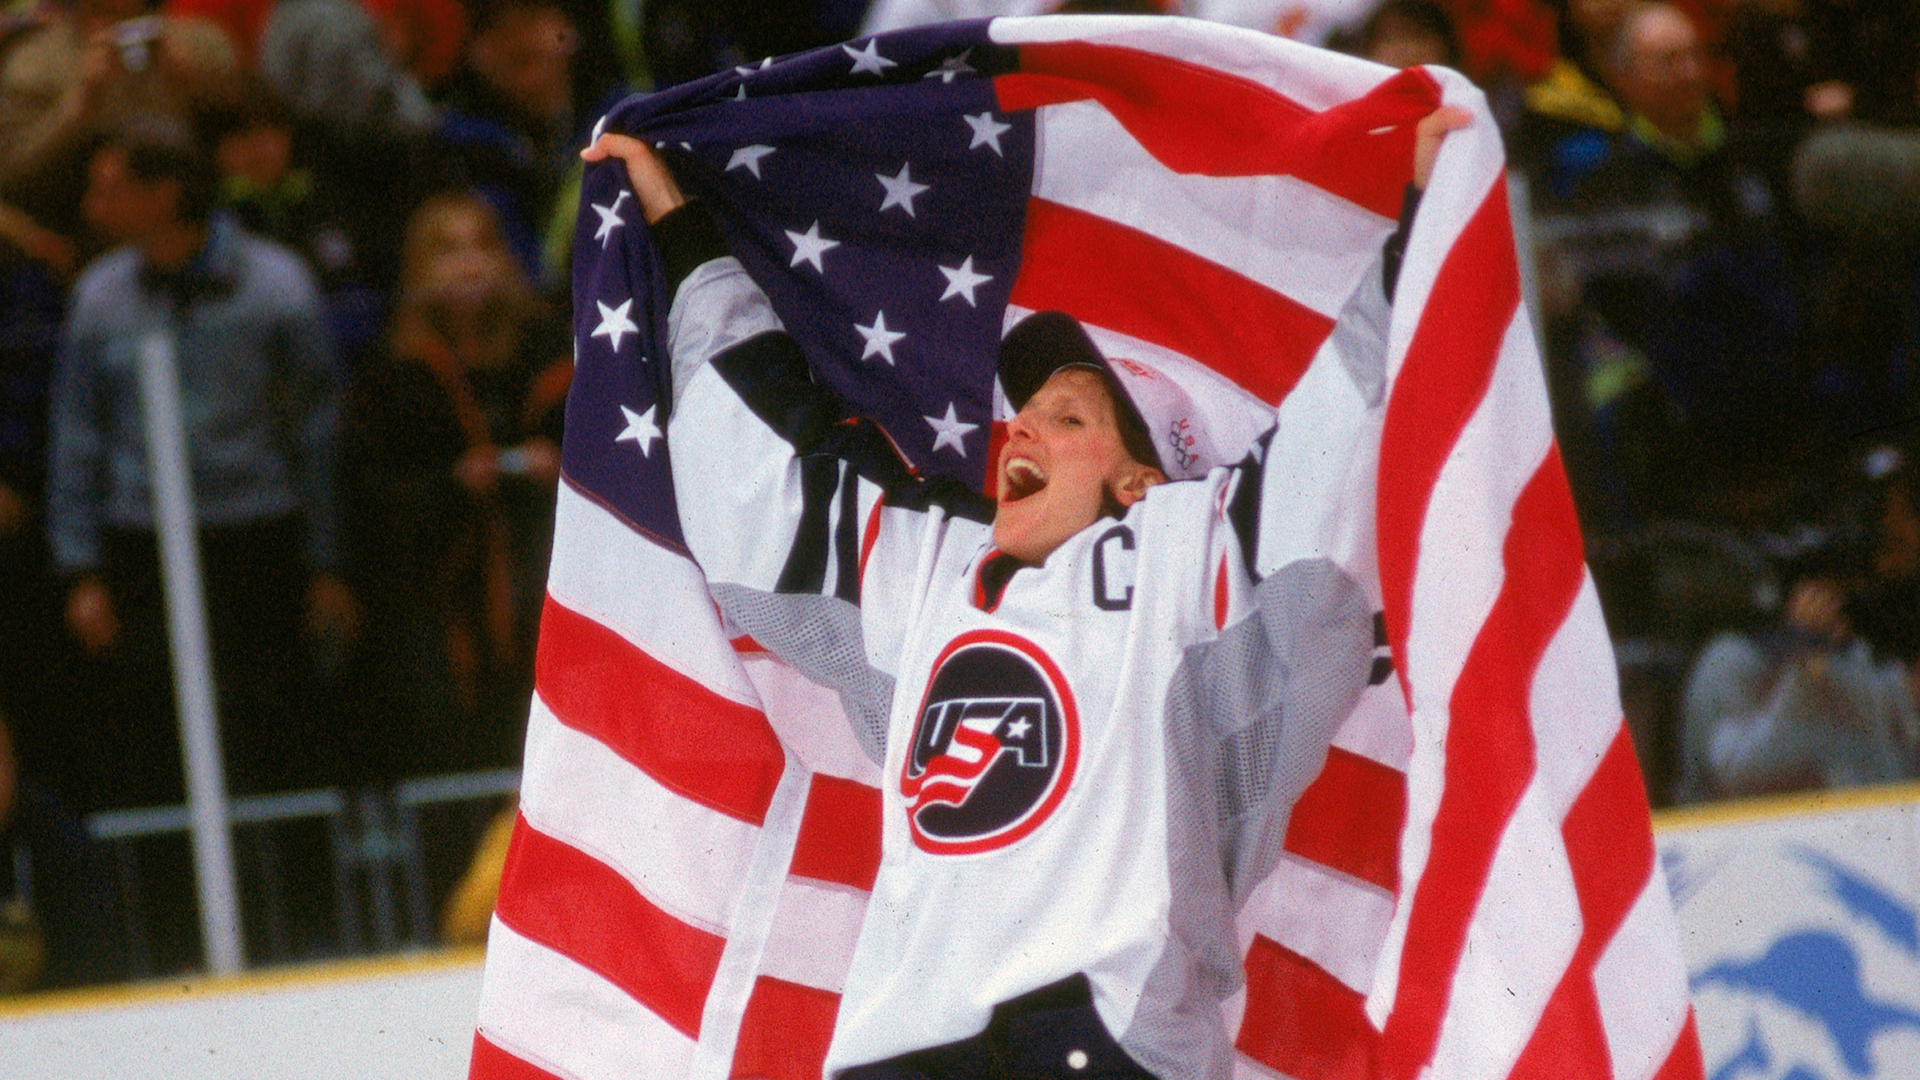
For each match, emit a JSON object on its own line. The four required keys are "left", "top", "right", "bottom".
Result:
{"left": 582, "top": 106, "right": 1467, "bottom": 1080}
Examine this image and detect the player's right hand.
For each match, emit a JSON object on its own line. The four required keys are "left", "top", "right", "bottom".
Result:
{"left": 582, "top": 134, "right": 687, "bottom": 225}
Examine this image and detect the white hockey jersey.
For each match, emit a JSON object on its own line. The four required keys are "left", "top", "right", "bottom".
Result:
{"left": 659, "top": 204, "right": 1379, "bottom": 1080}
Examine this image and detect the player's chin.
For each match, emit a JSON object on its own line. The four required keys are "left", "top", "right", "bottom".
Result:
{"left": 992, "top": 505, "right": 1052, "bottom": 565}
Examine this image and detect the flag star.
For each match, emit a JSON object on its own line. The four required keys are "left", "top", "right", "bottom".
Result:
{"left": 590, "top": 191, "right": 630, "bottom": 247}
{"left": 615, "top": 404, "right": 662, "bottom": 456}
{"left": 733, "top": 83, "right": 749, "bottom": 101}
{"left": 843, "top": 39, "right": 897, "bottom": 77}
{"left": 727, "top": 144, "right": 777, "bottom": 178}
{"left": 591, "top": 298, "right": 639, "bottom": 352}
{"left": 925, "top": 403, "right": 980, "bottom": 456}
{"left": 965, "top": 111, "right": 1012, "bottom": 156}
{"left": 876, "top": 163, "right": 930, "bottom": 216}
{"left": 785, "top": 221, "right": 841, "bottom": 273}
{"left": 925, "top": 48, "right": 975, "bottom": 83}
{"left": 938, "top": 256, "right": 993, "bottom": 306}
{"left": 1004, "top": 717, "right": 1031, "bottom": 739}
{"left": 855, "top": 311, "right": 907, "bottom": 364}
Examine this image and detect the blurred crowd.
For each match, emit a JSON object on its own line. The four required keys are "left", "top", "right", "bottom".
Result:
{"left": 0, "top": 0, "right": 1916, "bottom": 989}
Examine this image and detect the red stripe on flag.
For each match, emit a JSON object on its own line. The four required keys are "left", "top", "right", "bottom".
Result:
{"left": 1653, "top": 1013, "right": 1706, "bottom": 1080}
{"left": 469, "top": 1033, "right": 564, "bottom": 1080}
{"left": 1376, "top": 181, "right": 1519, "bottom": 699}
{"left": 1283, "top": 746, "right": 1405, "bottom": 893}
{"left": 1237, "top": 934, "right": 1377, "bottom": 1080}
{"left": 1508, "top": 724, "right": 1658, "bottom": 1079}
{"left": 730, "top": 976, "right": 843, "bottom": 1080}
{"left": 789, "top": 773, "right": 883, "bottom": 891}
{"left": 1011, "top": 198, "right": 1332, "bottom": 404}
{"left": 537, "top": 597, "right": 785, "bottom": 824}
{"left": 1378, "top": 450, "right": 1589, "bottom": 1080}
{"left": 494, "top": 815, "right": 727, "bottom": 1039}
{"left": 995, "top": 43, "right": 1439, "bottom": 217}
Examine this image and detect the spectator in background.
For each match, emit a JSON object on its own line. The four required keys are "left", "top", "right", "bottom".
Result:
{"left": 342, "top": 192, "right": 567, "bottom": 782}
{"left": 1510, "top": 0, "right": 1634, "bottom": 204}
{"left": 199, "top": 71, "right": 388, "bottom": 362}
{"left": 255, "top": 0, "right": 442, "bottom": 287}
{"left": 0, "top": 0, "right": 237, "bottom": 251}
{"left": 45, "top": 116, "right": 350, "bottom": 809}
{"left": 1356, "top": 0, "right": 1463, "bottom": 68}
{"left": 1675, "top": 541, "right": 1919, "bottom": 804}
{"left": 437, "top": 0, "right": 584, "bottom": 285}
{"left": 1552, "top": 3, "right": 1806, "bottom": 527}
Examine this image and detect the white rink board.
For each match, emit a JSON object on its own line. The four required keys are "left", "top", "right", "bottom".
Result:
{"left": 1658, "top": 783, "right": 1920, "bottom": 1080}
{"left": 0, "top": 950, "right": 484, "bottom": 1080}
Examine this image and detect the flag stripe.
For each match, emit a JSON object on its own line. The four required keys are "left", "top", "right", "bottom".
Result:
{"left": 1593, "top": 873, "right": 1697, "bottom": 1080}
{"left": 1379, "top": 450, "right": 1589, "bottom": 1079}
{"left": 993, "top": 41, "right": 1438, "bottom": 217}
{"left": 475, "top": 920, "right": 698, "bottom": 1080}
{"left": 519, "top": 701, "right": 759, "bottom": 934}
{"left": 790, "top": 773, "right": 885, "bottom": 890}
{"left": 758, "top": 876, "right": 871, "bottom": 992}
{"left": 1282, "top": 746, "right": 1405, "bottom": 894}
{"left": 1236, "top": 935, "right": 1377, "bottom": 1080}
{"left": 1508, "top": 727, "right": 1650, "bottom": 1080}
{"left": 986, "top": 15, "right": 1404, "bottom": 111}
{"left": 1028, "top": 99, "right": 1392, "bottom": 320}
{"left": 1375, "top": 179, "right": 1519, "bottom": 702}
{"left": 470, "top": 1034, "right": 566, "bottom": 1080}
{"left": 537, "top": 596, "right": 786, "bottom": 825}
{"left": 494, "top": 817, "right": 728, "bottom": 1038}
{"left": 1011, "top": 197, "right": 1332, "bottom": 404}
{"left": 546, "top": 485, "right": 760, "bottom": 706}
{"left": 1244, "top": 853, "right": 1397, "bottom": 995}
{"left": 730, "top": 976, "right": 843, "bottom": 1080}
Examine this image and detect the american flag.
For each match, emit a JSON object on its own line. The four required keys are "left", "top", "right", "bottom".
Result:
{"left": 470, "top": 15, "right": 1702, "bottom": 1080}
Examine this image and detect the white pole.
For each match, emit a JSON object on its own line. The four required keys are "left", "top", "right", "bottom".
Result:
{"left": 135, "top": 329, "right": 245, "bottom": 975}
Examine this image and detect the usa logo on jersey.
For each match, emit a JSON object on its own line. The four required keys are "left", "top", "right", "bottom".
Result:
{"left": 901, "top": 630, "right": 1079, "bottom": 854}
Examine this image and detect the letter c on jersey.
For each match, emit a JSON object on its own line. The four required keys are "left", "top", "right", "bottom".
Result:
{"left": 900, "top": 629, "right": 1080, "bottom": 854}
{"left": 1091, "top": 525, "right": 1135, "bottom": 612}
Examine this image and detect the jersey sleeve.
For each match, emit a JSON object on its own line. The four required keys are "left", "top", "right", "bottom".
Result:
{"left": 658, "top": 202, "right": 992, "bottom": 762}
{"left": 1173, "top": 243, "right": 1395, "bottom": 907}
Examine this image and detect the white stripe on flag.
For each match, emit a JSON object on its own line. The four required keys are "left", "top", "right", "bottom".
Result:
{"left": 477, "top": 920, "right": 698, "bottom": 1080}
{"left": 1330, "top": 685, "right": 1414, "bottom": 772}
{"left": 758, "top": 876, "right": 873, "bottom": 993}
{"left": 520, "top": 701, "right": 760, "bottom": 935}
{"left": 1529, "top": 580, "right": 1630, "bottom": 816}
{"left": 1426, "top": 788, "right": 1583, "bottom": 1080}
{"left": 547, "top": 484, "right": 761, "bottom": 707}
{"left": 1242, "top": 852, "right": 1397, "bottom": 994}
{"left": 1594, "top": 872, "right": 1695, "bottom": 1080}
{"left": 1030, "top": 99, "right": 1392, "bottom": 319}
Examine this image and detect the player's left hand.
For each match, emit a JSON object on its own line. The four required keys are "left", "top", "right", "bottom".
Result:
{"left": 1413, "top": 106, "right": 1472, "bottom": 191}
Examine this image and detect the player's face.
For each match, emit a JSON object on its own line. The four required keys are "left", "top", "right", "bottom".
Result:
{"left": 993, "top": 367, "right": 1162, "bottom": 565}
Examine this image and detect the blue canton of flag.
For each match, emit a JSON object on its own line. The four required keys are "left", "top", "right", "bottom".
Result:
{"left": 568, "top": 21, "right": 1030, "bottom": 551}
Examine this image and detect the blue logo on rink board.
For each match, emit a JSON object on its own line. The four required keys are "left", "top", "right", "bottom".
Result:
{"left": 1684, "top": 847, "right": 1920, "bottom": 1080}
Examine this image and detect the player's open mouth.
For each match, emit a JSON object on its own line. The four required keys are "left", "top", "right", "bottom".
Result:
{"left": 1003, "top": 457, "right": 1047, "bottom": 502}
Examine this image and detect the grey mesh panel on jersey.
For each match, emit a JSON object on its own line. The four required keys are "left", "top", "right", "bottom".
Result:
{"left": 713, "top": 583, "right": 896, "bottom": 766}
{"left": 666, "top": 256, "right": 784, "bottom": 405}
{"left": 1134, "top": 557, "right": 1371, "bottom": 1080}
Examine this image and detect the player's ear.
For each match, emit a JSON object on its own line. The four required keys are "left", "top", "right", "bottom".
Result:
{"left": 1112, "top": 463, "right": 1166, "bottom": 508}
